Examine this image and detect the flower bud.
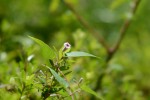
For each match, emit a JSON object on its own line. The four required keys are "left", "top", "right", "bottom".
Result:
{"left": 63, "top": 42, "right": 71, "bottom": 52}
{"left": 78, "top": 77, "right": 83, "bottom": 84}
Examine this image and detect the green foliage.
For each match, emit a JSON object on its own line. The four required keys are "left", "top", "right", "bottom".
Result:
{"left": 0, "top": 0, "right": 150, "bottom": 100}
{"left": 0, "top": 36, "right": 99, "bottom": 100}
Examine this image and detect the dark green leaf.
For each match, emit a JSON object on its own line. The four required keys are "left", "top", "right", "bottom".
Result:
{"left": 60, "top": 66, "right": 69, "bottom": 71}
{"left": 64, "top": 71, "right": 72, "bottom": 76}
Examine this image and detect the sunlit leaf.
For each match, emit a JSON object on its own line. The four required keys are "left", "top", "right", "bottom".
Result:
{"left": 81, "top": 85, "right": 104, "bottom": 100}
{"left": 28, "top": 36, "right": 55, "bottom": 60}
{"left": 49, "top": 0, "right": 60, "bottom": 13}
{"left": 66, "top": 51, "right": 100, "bottom": 59}
{"left": 26, "top": 74, "right": 35, "bottom": 85}
{"left": 110, "top": 0, "right": 128, "bottom": 10}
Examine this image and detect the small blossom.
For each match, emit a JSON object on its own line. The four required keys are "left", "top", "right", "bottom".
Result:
{"left": 64, "top": 42, "right": 71, "bottom": 49}
{"left": 63, "top": 42, "right": 71, "bottom": 52}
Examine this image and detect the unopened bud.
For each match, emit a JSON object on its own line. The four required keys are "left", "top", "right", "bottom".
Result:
{"left": 78, "top": 77, "right": 83, "bottom": 84}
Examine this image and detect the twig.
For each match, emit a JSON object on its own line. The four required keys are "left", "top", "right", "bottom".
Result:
{"left": 63, "top": 0, "right": 142, "bottom": 99}
{"left": 63, "top": 0, "right": 109, "bottom": 52}
{"left": 63, "top": 89, "right": 81, "bottom": 99}
{"left": 93, "top": 0, "right": 142, "bottom": 97}
{"left": 57, "top": 67, "right": 75, "bottom": 100}
{"left": 19, "top": 83, "right": 25, "bottom": 100}
{"left": 106, "top": 0, "right": 141, "bottom": 62}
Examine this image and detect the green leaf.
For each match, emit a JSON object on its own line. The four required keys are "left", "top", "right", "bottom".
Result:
{"left": 110, "top": 0, "right": 128, "bottom": 10}
{"left": 66, "top": 51, "right": 100, "bottom": 59}
{"left": 49, "top": 0, "right": 60, "bottom": 13}
{"left": 48, "top": 67, "right": 69, "bottom": 88}
{"left": 81, "top": 85, "right": 104, "bottom": 100}
{"left": 18, "top": 88, "right": 22, "bottom": 94}
{"left": 28, "top": 36, "right": 55, "bottom": 60}
{"left": 26, "top": 74, "right": 35, "bottom": 85}
{"left": 37, "top": 76, "right": 46, "bottom": 84}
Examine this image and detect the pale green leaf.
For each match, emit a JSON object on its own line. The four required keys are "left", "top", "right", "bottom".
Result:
{"left": 28, "top": 36, "right": 55, "bottom": 60}
{"left": 110, "top": 0, "right": 128, "bottom": 10}
{"left": 49, "top": 0, "right": 60, "bottom": 13}
{"left": 81, "top": 85, "right": 104, "bottom": 100}
{"left": 66, "top": 51, "right": 100, "bottom": 59}
{"left": 26, "top": 74, "right": 35, "bottom": 85}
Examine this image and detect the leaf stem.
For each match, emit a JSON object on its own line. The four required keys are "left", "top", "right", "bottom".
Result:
{"left": 106, "top": 0, "right": 141, "bottom": 62}
{"left": 57, "top": 67, "right": 75, "bottom": 100}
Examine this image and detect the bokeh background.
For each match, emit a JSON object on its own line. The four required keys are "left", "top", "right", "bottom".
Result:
{"left": 0, "top": 0, "right": 150, "bottom": 99}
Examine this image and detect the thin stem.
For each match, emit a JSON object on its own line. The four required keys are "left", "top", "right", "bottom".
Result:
{"left": 93, "top": 0, "right": 142, "bottom": 97}
{"left": 19, "top": 83, "right": 25, "bottom": 100}
{"left": 106, "top": 0, "right": 141, "bottom": 62}
{"left": 57, "top": 67, "right": 75, "bottom": 100}
{"left": 63, "top": 89, "right": 81, "bottom": 99}
{"left": 63, "top": 1, "right": 109, "bottom": 52}
{"left": 64, "top": 0, "right": 142, "bottom": 99}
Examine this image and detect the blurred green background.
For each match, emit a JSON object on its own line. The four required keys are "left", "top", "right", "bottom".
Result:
{"left": 0, "top": 0, "right": 150, "bottom": 100}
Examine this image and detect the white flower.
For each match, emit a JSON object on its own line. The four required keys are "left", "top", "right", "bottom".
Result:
{"left": 62, "top": 42, "right": 71, "bottom": 52}
{"left": 64, "top": 42, "right": 71, "bottom": 49}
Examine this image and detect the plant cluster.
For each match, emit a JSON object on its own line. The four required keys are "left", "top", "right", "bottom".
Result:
{"left": 6, "top": 36, "right": 102, "bottom": 100}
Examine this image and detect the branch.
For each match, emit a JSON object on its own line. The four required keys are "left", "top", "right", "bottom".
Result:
{"left": 93, "top": 0, "right": 142, "bottom": 96}
{"left": 106, "top": 0, "right": 141, "bottom": 62}
{"left": 63, "top": 1, "right": 109, "bottom": 52}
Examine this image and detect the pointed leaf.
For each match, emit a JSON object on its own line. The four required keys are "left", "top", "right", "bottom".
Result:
{"left": 26, "top": 74, "right": 35, "bottom": 85}
{"left": 66, "top": 51, "right": 100, "bottom": 59}
{"left": 28, "top": 36, "right": 55, "bottom": 59}
{"left": 81, "top": 85, "right": 104, "bottom": 100}
{"left": 49, "top": 67, "right": 69, "bottom": 88}
{"left": 110, "top": 0, "right": 127, "bottom": 10}
{"left": 38, "top": 76, "right": 46, "bottom": 84}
